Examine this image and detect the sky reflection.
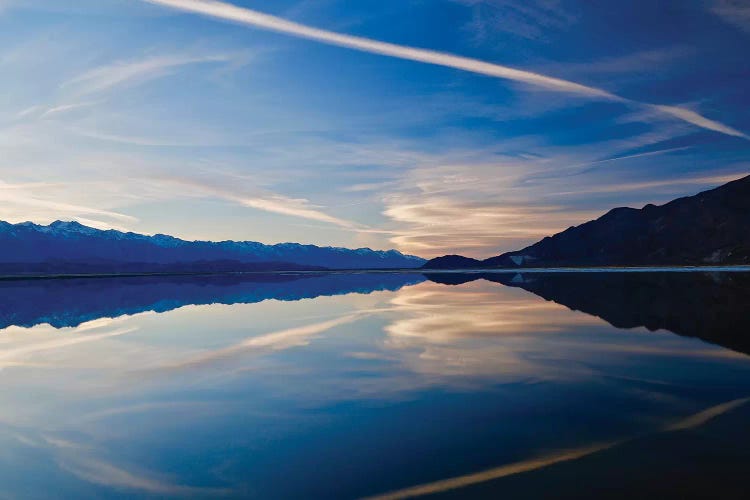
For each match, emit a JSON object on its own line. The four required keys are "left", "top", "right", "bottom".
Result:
{"left": 0, "top": 273, "right": 749, "bottom": 498}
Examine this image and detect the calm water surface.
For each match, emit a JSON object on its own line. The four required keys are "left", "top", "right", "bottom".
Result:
{"left": 1, "top": 272, "right": 749, "bottom": 499}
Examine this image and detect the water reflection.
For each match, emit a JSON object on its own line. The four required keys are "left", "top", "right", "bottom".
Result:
{"left": 0, "top": 272, "right": 749, "bottom": 498}
{"left": 0, "top": 272, "right": 425, "bottom": 329}
{"left": 425, "top": 271, "right": 750, "bottom": 356}
{"left": 383, "top": 280, "right": 602, "bottom": 379}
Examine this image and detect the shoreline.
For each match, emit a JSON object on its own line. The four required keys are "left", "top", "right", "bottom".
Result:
{"left": 1, "top": 265, "right": 750, "bottom": 282}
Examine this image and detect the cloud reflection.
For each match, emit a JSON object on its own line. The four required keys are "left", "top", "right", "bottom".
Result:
{"left": 0, "top": 325, "right": 138, "bottom": 369}
{"left": 10, "top": 430, "right": 230, "bottom": 496}
{"left": 365, "top": 396, "right": 750, "bottom": 500}
{"left": 155, "top": 311, "right": 372, "bottom": 372}
{"left": 382, "top": 280, "right": 600, "bottom": 379}
{"left": 0, "top": 276, "right": 749, "bottom": 496}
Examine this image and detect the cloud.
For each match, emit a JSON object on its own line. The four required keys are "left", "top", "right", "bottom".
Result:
{"left": 15, "top": 105, "right": 44, "bottom": 118}
{"left": 371, "top": 127, "right": 748, "bottom": 257}
{"left": 552, "top": 172, "right": 750, "bottom": 197}
{"left": 62, "top": 54, "right": 233, "bottom": 95}
{"left": 342, "top": 181, "right": 400, "bottom": 193}
{"left": 379, "top": 159, "right": 604, "bottom": 258}
{"left": 68, "top": 128, "right": 219, "bottom": 147}
{"left": 652, "top": 104, "right": 748, "bottom": 139}
{"left": 554, "top": 47, "right": 692, "bottom": 76}
{"left": 156, "top": 174, "right": 364, "bottom": 230}
{"left": 711, "top": 0, "right": 750, "bottom": 33}
{"left": 144, "top": 0, "right": 747, "bottom": 139}
{"left": 458, "top": 0, "right": 578, "bottom": 43}
{"left": 0, "top": 179, "right": 138, "bottom": 227}
{"left": 38, "top": 101, "right": 99, "bottom": 119}
{"left": 584, "top": 146, "right": 691, "bottom": 168}
{"left": 144, "top": 0, "right": 615, "bottom": 98}
{"left": 384, "top": 196, "right": 593, "bottom": 257}
{"left": 239, "top": 194, "right": 362, "bottom": 229}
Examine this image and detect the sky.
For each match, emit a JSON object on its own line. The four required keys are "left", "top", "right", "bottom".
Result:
{"left": 0, "top": 0, "right": 748, "bottom": 258}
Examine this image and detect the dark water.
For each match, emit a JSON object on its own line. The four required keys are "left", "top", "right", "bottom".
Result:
{"left": 1, "top": 271, "right": 749, "bottom": 499}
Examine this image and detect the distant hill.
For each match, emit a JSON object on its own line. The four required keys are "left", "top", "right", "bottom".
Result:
{"left": 424, "top": 174, "right": 750, "bottom": 269}
{"left": 0, "top": 220, "right": 425, "bottom": 274}
{"left": 422, "top": 255, "right": 482, "bottom": 269}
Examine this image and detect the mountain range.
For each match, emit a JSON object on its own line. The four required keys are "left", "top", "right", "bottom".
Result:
{"left": 4, "top": 174, "right": 749, "bottom": 275}
{"left": 0, "top": 220, "right": 425, "bottom": 274}
{"left": 425, "top": 174, "right": 750, "bottom": 269}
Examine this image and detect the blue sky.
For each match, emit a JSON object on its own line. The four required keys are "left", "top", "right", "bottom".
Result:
{"left": 0, "top": 0, "right": 748, "bottom": 257}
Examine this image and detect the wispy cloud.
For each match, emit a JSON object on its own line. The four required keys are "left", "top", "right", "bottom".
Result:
{"left": 157, "top": 174, "right": 365, "bottom": 230}
{"left": 551, "top": 47, "right": 691, "bottom": 76}
{"left": 552, "top": 172, "right": 750, "bottom": 197}
{"left": 10, "top": 50, "right": 245, "bottom": 131}
{"left": 383, "top": 196, "right": 594, "bottom": 257}
{"left": 376, "top": 159, "right": 605, "bottom": 257}
{"left": 144, "top": 0, "right": 748, "bottom": 139}
{"left": 652, "top": 104, "right": 748, "bottom": 139}
{"left": 143, "top": 0, "right": 615, "bottom": 98}
{"left": 711, "top": 0, "right": 750, "bottom": 33}
{"left": 0, "top": 179, "right": 138, "bottom": 228}
{"left": 38, "top": 101, "right": 99, "bottom": 119}
{"left": 61, "top": 53, "right": 233, "bottom": 95}
{"left": 459, "top": 0, "right": 578, "bottom": 43}
{"left": 239, "top": 194, "right": 362, "bottom": 229}
{"left": 584, "top": 146, "right": 691, "bottom": 168}
{"left": 15, "top": 105, "right": 44, "bottom": 118}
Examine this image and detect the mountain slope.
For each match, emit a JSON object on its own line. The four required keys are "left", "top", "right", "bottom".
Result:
{"left": 421, "top": 255, "right": 482, "bottom": 270}
{"left": 424, "top": 174, "right": 750, "bottom": 269}
{"left": 0, "top": 221, "right": 425, "bottom": 272}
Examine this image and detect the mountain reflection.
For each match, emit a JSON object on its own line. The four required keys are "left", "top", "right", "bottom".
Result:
{"left": 425, "top": 271, "right": 750, "bottom": 356}
{"left": 3, "top": 271, "right": 750, "bottom": 362}
{"left": 2, "top": 272, "right": 750, "bottom": 498}
{"left": 0, "top": 273, "right": 425, "bottom": 330}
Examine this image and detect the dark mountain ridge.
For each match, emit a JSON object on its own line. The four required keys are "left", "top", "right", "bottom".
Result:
{"left": 425, "top": 174, "right": 750, "bottom": 269}
{"left": 0, "top": 220, "right": 425, "bottom": 273}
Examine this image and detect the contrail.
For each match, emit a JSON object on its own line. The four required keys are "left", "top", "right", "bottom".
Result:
{"left": 144, "top": 0, "right": 748, "bottom": 140}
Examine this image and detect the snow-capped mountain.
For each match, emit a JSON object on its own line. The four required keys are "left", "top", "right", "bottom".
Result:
{"left": 0, "top": 220, "right": 426, "bottom": 271}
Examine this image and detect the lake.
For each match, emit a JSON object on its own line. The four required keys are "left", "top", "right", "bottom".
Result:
{"left": 1, "top": 271, "right": 749, "bottom": 499}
